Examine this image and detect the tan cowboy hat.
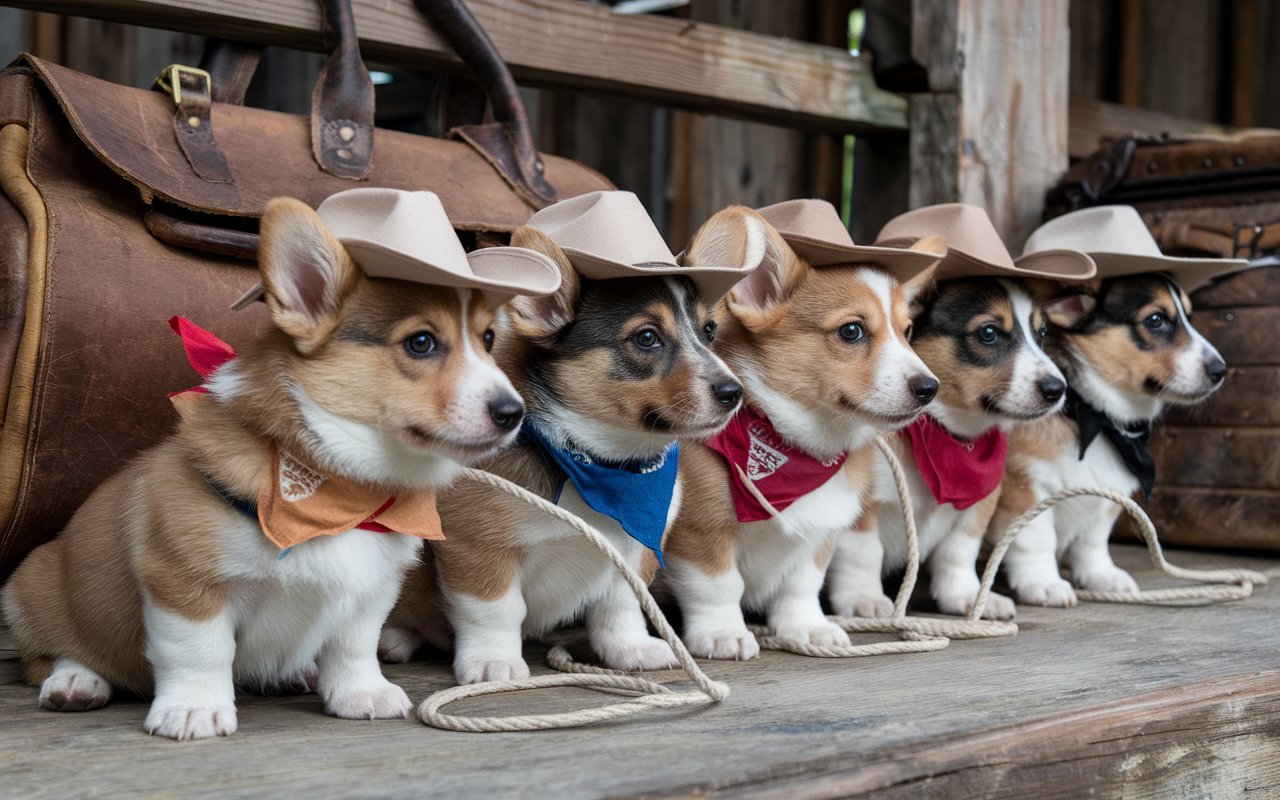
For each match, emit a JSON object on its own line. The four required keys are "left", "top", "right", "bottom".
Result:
{"left": 876, "top": 203, "right": 1096, "bottom": 281}
{"left": 1022, "top": 205, "right": 1249, "bottom": 291}
{"left": 317, "top": 188, "right": 560, "bottom": 296}
{"left": 756, "top": 199, "right": 941, "bottom": 278}
{"left": 526, "top": 190, "right": 754, "bottom": 300}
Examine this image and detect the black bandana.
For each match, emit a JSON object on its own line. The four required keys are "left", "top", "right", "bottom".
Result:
{"left": 1062, "top": 389, "right": 1155, "bottom": 501}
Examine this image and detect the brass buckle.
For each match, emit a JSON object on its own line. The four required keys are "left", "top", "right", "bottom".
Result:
{"left": 152, "top": 64, "right": 212, "bottom": 106}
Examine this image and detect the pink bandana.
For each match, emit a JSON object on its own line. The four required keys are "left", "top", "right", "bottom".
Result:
{"left": 705, "top": 405, "right": 847, "bottom": 523}
{"left": 901, "top": 415, "right": 1006, "bottom": 510}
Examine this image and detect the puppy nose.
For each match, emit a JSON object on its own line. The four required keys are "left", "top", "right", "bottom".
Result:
{"left": 487, "top": 395, "right": 525, "bottom": 432}
{"left": 712, "top": 380, "right": 743, "bottom": 408}
{"left": 1205, "top": 357, "right": 1228, "bottom": 384}
{"left": 1038, "top": 375, "right": 1066, "bottom": 403}
{"left": 909, "top": 375, "right": 939, "bottom": 405}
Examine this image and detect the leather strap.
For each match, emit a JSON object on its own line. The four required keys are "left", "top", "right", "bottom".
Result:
{"left": 413, "top": 0, "right": 557, "bottom": 208}
{"left": 153, "top": 64, "right": 234, "bottom": 184}
{"left": 198, "top": 39, "right": 261, "bottom": 105}
{"left": 311, "top": 0, "right": 375, "bottom": 179}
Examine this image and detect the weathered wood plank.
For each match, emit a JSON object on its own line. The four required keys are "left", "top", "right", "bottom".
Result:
{"left": 0, "top": 0, "right": 907, "bottom": 133}
{"left": 1144, "top": 487, "right": 1280, "bottom": 550}
{"left": 3, "top": 546, "right": 1279, "bottom": 798}
{"left": 1189, "top": 305, "right": 1280, "bottom": 366}
{"left": 1192, "top": 266, "right": 1280, "bottom": 309}
{"left": 1150, "top": 426, "right": 1280, "bottom": 490}
{"left": 1163, "top": 366, "right": 1280, "bottom": 427}
{"left": 1068, "top": 97, "right": 1231, "bottom": 159}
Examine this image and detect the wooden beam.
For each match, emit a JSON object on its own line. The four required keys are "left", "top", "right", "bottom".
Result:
{"left": 1068, "top": 97, "right": 1231, "bottom": 159}
{"left": 0, "top": 0, "right": 907, "bottom": 133}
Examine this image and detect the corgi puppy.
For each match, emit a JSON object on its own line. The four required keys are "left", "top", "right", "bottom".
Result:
{"left": 1, "top": 197, "right": 528, "bottom": 739}
{"left": 380, "top": 221, "right": 748, "bottom": 684}
{"left": 827, "top": 278, "right": 1067, "bottom": 621}
{"left": 660, "top": 209, "right": 941, "bottom": 659}
{"left": 992, "top": 275, "right": 1227, "bottom": 606}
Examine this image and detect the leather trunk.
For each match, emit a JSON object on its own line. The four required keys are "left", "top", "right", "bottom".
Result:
{"left": 0, "top": 56, "right": 611, "bottom": 574}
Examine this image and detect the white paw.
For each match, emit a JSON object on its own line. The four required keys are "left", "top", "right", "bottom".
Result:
{"left": 596, "top": 636, "right": 678, "bottom": 672}
{"left": 39, "top": 664, "right": 112, "bottom": 712}
{"left": 1073, "top": 566, "right": 1140, "bottom": 596}
{"left": 145, "top": 700, "right": 238, "bottom": 740}
{"left": 1014, "top": 577, "right": 1079, "bottom": 608}
{"left": 324, "top": 681, "right": 412, "bottom": 720}
{"left": 684, "top": 630, "right": 760, "bottom": 660}
{"left": 831, "top": 592, "right": 895, "bottom": 619}
{"left": 276, "top": 663, "right": 319, "bottom": 695}
{"left": 772, "top": 621, "right": 850, "bottom": 648}
{"left": 934, "top": 589, "right": 1016, "bottom": 620}
{"left": 454, "top": 657, "right": 531, "bottom": 685}
{"left": 378, "top": 626, "right": 426, "bottom": 664}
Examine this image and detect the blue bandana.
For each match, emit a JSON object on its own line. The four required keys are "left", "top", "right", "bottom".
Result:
{"left": 524, "top": 424, "right": 678, "bottom": 565}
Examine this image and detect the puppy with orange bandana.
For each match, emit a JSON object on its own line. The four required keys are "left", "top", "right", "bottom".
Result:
{"left": 1, "top": 189, "right": 559, "bottom": 739}
{"left": 991, "top": 206, "right": 1242, "bottom": 606}
{"left": 380, "top": 191, "right": 758, "bottom": 683}
{"left": 659, "top": 200, "right": 943, "bottom": 659}
{"left": 826, "top": 204, "right": 1096, "bottom": 621}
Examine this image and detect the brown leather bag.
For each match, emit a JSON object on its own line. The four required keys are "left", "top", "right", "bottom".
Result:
{"left": 0, "top": 0, "right": 612, "bottom": 574}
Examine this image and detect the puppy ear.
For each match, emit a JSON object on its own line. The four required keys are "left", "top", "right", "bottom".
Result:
{"left": 258, "top": 197, "right": 360, "bottom": 353}
{"left": 1043, "top": 291, "right": 1098, "bottom": 329}
{"left": 899, "top": 236, "right": 945, "bottom": 308}
{"left": 685, "top": 207, "right": 804, "bottom": 328}
{"left": 504, "top": 226, "right": 580, "bottom": 338}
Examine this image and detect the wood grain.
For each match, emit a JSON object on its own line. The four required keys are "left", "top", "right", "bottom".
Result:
{"left": 1192, "top": 266, "right": 1280, "bottom": 309}
{"left": 1189, "top": 305, "right": 1280, "bottom": 366}
{"left": 1, "top": 0, "right": 907, "bottom": 133}
{"left": 1068, "top": 97, "right": 1231, "bottom": 160}
{"left": 1143, "top": 487, "right": 1280, "bottom": 549}
{"left": 1163, "top": 366, "right": 1280, "bottom": 427}
{"left": 1150, "top": 426, "right": 1280, "bottom": 490}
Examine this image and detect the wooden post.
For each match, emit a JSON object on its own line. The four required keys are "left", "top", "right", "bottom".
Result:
{"left": 909, "top": 0, "right": 1070, "bottom": 248}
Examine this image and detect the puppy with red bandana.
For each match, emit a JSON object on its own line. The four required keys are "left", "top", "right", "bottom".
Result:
{"left": 659, "top": 199, "right": 943, "bottom": 659}
{"left": 1, "top": 189, "right": 558, "bottom": 738}
{"left": 826, "top": 204, "right": 1096, "bottom": 621}
{"left": 991, "top": 206, "right": 1241, "bottom": 606}
{"left": 380, "top": 191, "right": 759, "bottom": 683}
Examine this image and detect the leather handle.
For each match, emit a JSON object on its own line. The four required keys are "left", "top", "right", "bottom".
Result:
{"left": 412, "top": 0, "right": 558, "bottom": 208}
{"left": 198, "top": 40, "right": 261, "bottom": 106}
{"left": 311, "top": 0, "right": 375, "bottom": 179}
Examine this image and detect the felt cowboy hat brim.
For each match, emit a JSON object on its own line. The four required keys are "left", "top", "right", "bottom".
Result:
{"left": 756, "top": 199, "right": 941, "bottom": 279}
{"left": 1082, "top": 252, "right": 1252, "bottom": 292}
{"left": 559, "top": 248, "right": 755, "bottom": 301}
{"left": 341, "top": 241, "right": 561, "bottom": 296}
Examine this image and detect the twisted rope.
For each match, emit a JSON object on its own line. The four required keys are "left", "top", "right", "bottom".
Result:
{"left": 971, "top": 486, "right": 1267, "bottom": 617}
{"left": 415, "top": 467, "right": 729, "bottom": 732}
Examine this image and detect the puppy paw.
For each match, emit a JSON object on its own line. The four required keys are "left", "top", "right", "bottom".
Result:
{"left": 830, "top": 592, "right": 895, "bottom": 619}
{"left": 324, "top": 681, "right": 412, "bottom": 720}
{"left": 596, "top": 636, "right": 678, "bottom": 672}
{"left": 1014, "top": 578, "right": 1079, "bottom": 608}
{"left": 144, "top": 700, "right": 238, "bottom": 740}
{"left": 772, "top": 621, "right": 850, "bottom": 648}
{"left": 934, "top": 589, "right": 1016, "bottom": 620}
{"left": 1073, "top": 566, "right": 1140, "bottom": 596}
{"left": 39, "top": 662, "right": 112, "bottom": 712}
{"left": 684, "top": 630, "right": 760, "bottom": 661}
{"left": 378, "top": 626, "right": 426, "bottom": 664}
{"left": 454, "top": 657, "right": 531, "bottom": 685}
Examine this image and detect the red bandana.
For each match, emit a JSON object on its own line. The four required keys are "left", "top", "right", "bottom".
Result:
{"left": 705, "top": 405, "right": 847, "bottom": 523}
{"left": 901, "top": 415, "right": 1007, "bottom": 510}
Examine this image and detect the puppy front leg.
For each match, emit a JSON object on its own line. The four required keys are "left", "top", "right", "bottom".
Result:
{"left": 143, "top": 601, "right": 238, "bottom": 740}
{"left": 1063, "top": 506, "right": 1138, "bottom": 596}
{"left": 666, "top": 556, "right": 759, "bottom": 660}
{"left": 586, "top": 551, "right": 677, "bottom": 671}
{"left": 827, "top": 530, "right": 893, "bottom": 619}
{"left": 766, "top": 541, "right": 849, "bottom": 648}
{"left": 998, "top": 508, "right": 1078, "bottom": 608}
{"left": 928, "top": 527, "right": 1015, "bottom": 620}
{"left": 316, "top": 587, "right": 412, "bottom": 720}
{"left": 446, "top": 582, "right": 530, "bottom": 684}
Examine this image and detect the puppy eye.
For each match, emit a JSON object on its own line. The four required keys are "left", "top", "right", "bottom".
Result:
{"left": 633, "top": 328, "right": 663, "bottom": 349}
{"left": 703, "top": 321, "right": 718, "bottom": 342}
{"left": 482, "top": 329, "right": 495, "bottom": 352}
{"left": 839, "top": 322, "right": 865, "bottom": 343}
{"left": 976, "top": 324, "right": 1002, "bottom": 345}
{"left": 1143, "top": 312, "right": 1168, "bottom": 331}
{"left": 404, "top": 331, "right": 437, "bottom": 358}
{"left": 903, "top": 324, "right": 914, "bottom": 342}
{"left": 1038, "top": 323, "right": 1048, "bottom": 340}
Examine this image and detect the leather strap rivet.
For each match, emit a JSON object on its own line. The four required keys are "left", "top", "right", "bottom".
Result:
{"left": 338, "top": 125, "right": 356, "bottom": 142}
{"left": 1203, "top": 157, "right": 1214, "bottom": 168}
{"left": 187, "top": 116, "right": 202, "bottom": 128}
{"left": 1234, "top": 155, "right": 1245, "bottom": 166}
{"left": 337, "top": 148, "right": 352, "bottom": 160}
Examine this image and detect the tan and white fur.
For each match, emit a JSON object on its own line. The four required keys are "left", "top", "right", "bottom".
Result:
{"left": 1, "top": 198, "right": 525, "bottom": 738}
{"left": 829, "top": 278, "right": 1068, "bottom": 621}
{"left": 379, "top": 220, "right": 749, "bottom": 684}
{"left": 660, "top": 210, "right": 941, "bottom": 659}
{"left": 992, "top": 275, "right": 1227, "bottom": 606}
